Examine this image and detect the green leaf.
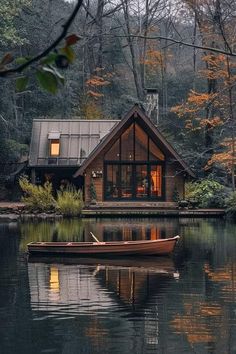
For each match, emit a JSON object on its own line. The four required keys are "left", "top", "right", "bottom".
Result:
{"left": 36, "top": 70, "right": 58, "bottom": 94}
{"left": 60, "top": 46, "right": 75, "bottom": 63}
{"left": 41, "top": 53, "right": 58, "bottom": 65}
{"left": 16, "top": 76, "right": 29, "bottom": 92}
{"left": 51, "top": 67, "right": 65, "bottom": 85}
{"left": 43, "top": 66, "right": 65, "bottom": 85}
{"left": 65, "top": 34, "right": 81, "bottom": 46}
{"left": 42, "top": 66, "right": 56, "bottom": 75}
{"left": 15, "top": 57, "right": 30, "bottom": 65}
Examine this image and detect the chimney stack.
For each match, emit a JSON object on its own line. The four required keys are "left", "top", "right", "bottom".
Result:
{"left": 145, "top": 88, "right": 159, "bottom": 125}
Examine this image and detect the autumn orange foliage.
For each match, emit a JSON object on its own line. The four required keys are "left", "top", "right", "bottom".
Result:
{"left": 171, "top": 53, "right": 236, "bottom": 135}
{"left": 206, "top": 138, "right": 236, "bottom": 172}
{"left": 142, "top": 49, "right": 163, "bottom": 69}
{"left": 141, "top": 43, "right": 172, "bottom": 76}
{"left": 85, "top": 70, "right": 113, "bottom": 99}
{"left": 171, "top": 90, "right": 222, "bottom": 130}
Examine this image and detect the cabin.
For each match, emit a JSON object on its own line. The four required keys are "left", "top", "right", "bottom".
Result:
{"left": 29, "top": 105, "right": 194, "bottom": 205}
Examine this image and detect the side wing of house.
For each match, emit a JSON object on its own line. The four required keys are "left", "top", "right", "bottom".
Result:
{"left": 29, "top": 119, "right": 118, "bottom": 189}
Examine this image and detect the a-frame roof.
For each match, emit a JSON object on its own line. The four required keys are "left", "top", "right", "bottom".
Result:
{"left": 74, "top": 104, "right": 195, "bottom": 177}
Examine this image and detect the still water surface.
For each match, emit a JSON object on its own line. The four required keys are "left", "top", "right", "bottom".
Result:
{"left": 0, "top": 218, "right": 236, "bottom": 354}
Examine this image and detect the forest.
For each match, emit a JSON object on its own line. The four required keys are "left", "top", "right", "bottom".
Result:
{"left": 0, "top": 0, "right": 236, "bottom": 197}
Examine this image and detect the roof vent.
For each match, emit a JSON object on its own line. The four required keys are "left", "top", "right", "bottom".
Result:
{"left": 48, "top": 132, "right": 61, "bottom": 140}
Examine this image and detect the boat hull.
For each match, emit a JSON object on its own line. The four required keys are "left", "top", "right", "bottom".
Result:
{"left": 27, "top": 236, "right": 180, "bottom": 256}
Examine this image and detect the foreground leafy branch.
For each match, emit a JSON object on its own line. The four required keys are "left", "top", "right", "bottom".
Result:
{"left": 0, "top": 0, "right": 83, "bottom": 78}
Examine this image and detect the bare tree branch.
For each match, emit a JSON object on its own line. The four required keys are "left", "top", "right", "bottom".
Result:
{"left": 0, "top": 0, "right": 84, "bottom": 78}
{"left": 102, "top": 33, "right": 236, "bottom": 57}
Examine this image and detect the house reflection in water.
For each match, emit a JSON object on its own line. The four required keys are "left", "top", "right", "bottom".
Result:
{"left": 83, "top": 218, "right": 180, "bottom": 242}
{"left": 20, "top": 218, "right": 181, "bottom": 248}
{"left": 28, "top": 263, "right": 117, "bottom": 314}
{"left": 28, "top": 258, "right": 175, "bottom": 352}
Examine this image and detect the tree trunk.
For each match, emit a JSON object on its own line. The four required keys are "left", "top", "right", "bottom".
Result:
{"left": 122, "top": 0, "right": 144, "bottom": 101}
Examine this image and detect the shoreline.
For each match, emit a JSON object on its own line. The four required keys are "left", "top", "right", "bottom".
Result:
{"left": 0, "top": 210, "right": 226, "bottom": 223}
{"left": 0, "top": 201, "right": 226, "bottom": 221}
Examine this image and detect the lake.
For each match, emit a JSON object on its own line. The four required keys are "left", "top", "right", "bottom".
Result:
{"left": 0, "top": 218, "right": 236, "bottom": 354}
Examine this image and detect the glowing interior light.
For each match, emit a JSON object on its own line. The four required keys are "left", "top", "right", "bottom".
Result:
{"left": 50, "top": 140, "right": 60, "bottom": 156}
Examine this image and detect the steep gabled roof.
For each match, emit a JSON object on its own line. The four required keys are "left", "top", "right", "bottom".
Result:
{"left": 74, "top": 104, "right": 195, "bottom": 177}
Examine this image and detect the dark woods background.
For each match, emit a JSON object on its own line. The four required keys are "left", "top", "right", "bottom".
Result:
{"left": 1, "top": 0, "right": 236, "bottom": 185}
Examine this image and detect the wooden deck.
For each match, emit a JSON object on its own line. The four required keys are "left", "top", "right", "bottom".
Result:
{"left": 83, "top": 202, "right": 225, "bottom": 217}
{"left": 0, "top": 202, "right": 25, "bottom": 209}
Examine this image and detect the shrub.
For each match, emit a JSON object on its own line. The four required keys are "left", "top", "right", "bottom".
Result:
{"left": 185, "top": 179, "right": 226, "bottom": 208}
{"left": 57, "top": 185, "right": 84, "bottom": 216}
{"left": 226, "top": 191, "right": 236, "bottom": 217}
{"left": 19, "top": 176, "right": 56, "bottom": 212}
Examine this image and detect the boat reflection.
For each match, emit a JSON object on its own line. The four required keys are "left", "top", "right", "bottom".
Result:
{"left": 27, "top": 256, "right": 178, "bottom": 315}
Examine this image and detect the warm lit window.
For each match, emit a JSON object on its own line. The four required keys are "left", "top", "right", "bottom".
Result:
{"left": 48, "top": 132, "right": 61, "bottom": 157}
{"left": 104, "top": 123, "right": 165, "bottom": 200}
{"left": 50, "top": 139, "right": 60, "bottom": 156}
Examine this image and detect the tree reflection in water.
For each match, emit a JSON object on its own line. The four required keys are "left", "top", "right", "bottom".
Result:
{"left": 14, "top": 218, "right": 236, "bottom": 353}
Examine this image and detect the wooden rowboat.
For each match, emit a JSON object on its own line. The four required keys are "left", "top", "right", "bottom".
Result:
{"left": 27, "top": 235, "right": 180, "bottom": 256}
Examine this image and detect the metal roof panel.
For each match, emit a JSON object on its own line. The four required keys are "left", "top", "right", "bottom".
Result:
{"left": 29, "top": 119, "right": 118, "bottom": 166}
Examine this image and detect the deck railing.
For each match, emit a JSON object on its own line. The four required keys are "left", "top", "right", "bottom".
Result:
{"left": 36, "top": 157, "right": 87, "bottom": 166}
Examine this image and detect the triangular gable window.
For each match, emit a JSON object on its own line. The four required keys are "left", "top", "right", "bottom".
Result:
{"left": 149, "top": 138, "right": 164, "bottom": 160}
{"left": 135, "top": 123, "right": 148, "bottom": 160}
{"left": 104, "top": 122, "right": 164, "bottom": 161}
{"left": 121, "top": 123, "right": 134, "bottom": 160}
{"left": 104, "top": 139, "right": 120, "bottom": 160}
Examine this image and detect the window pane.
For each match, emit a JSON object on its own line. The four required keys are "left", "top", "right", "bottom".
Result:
{"left": 135, "top": 124, "right": 148, "bottom": 160}
{"left": 50, "top": 140, "right": 60, "bottom": 156}
{"left": 105, "top": 165, "right": 119, "bottom": 198}
{"left": 135, "top": 165, "right": 148, "bottom": 198}
{"left": 121, "top": 124, "right": 134, "bottom": 160}
{"left": 150, "top": 165, "right": 162, "bottom": 197}
{"left": 120, "top": 165, "right": 132, "bottom": 198}
{"left": 105, "top": 139, "right": 120, "bottom": 160}
{"left": 149, "top": 139, "right": 164, "bottom": 160}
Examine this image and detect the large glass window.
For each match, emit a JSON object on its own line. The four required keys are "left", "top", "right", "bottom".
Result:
{"left": 149, "top": 139, "right": 164, "bottom": 160}
{"left": 104, "top": 122, "right": 165, "bottom": 200}
{"left": 150, "top": 165, "right": 162, "bottom": 197}
{"left": 105, "top": 165, "right": 119, "bottom": 198}
{"left": 121, "top": 124, "right": 134, "bottom": 160}
{"left": 120, "top": 165, "right": 133, "bottom": 198}
{"left": 135, "top": 124, "right": 148, "bottom": 160}
{"left": 105, "top": 139, "right": 120, "bottom": 160}
{"left": 135, "top": 165, "right": 148, "bottom": 198}
{"left": 105, "top": 163, "right": 163, "bottom": 200}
